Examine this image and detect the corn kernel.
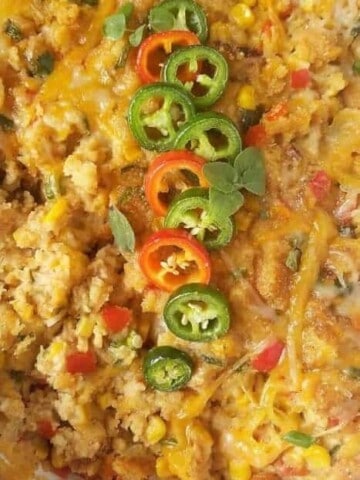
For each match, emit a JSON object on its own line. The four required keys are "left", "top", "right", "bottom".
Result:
{"left": 230, "top": 3, "right": 255, "bottom": 29}
{"left": 146, "top": 415, "right": 167, "bottom": 445}
{"left": 48, "top": 340, "right": 66, "bottom": 358}
{"left": 156, "top": 457, "right": 171, "bottom": 478}
{"left": 304, "top": 445, "right": 331, "bottom": 470}
{"left": 76, "top": 315, "right": 96, "bottom": 338}
{"left": 98, "top": 392, "right": 114, "bottom": 410}
{"left": 228, "top": 460, "right": 252, "bottom": 480}
{"left": 43, "top": 197, "right": 68, "bottom": 224}
{"left": 237, "top": 85, "right": 256, "bottom": 110}
{"left": 242, "top": 0, "right": 257, "bottom": 5}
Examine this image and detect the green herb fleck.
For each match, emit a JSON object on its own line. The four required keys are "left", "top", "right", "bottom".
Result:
{"left": 116, "top": 43, "right": 131, "bottom": 69}
{"left": 240, "top": 106, "right": 264, "bottom": 132}
{"left": 0, "top": 114, "right": 15, "bottom": 132}
{"left": 43, "top": 174, "right": 62, "bottom": 200}
{"left": 32, "top": 52, "right": 55, "bottom": 77}
{"left": 283, "top": 431, "right": 315, "bottom": 448}
{"left": 103, "top": 3, "right": 134, "bottom": 40}
{"left": 129, "top": 24, "right": 146, "bottom": 47}
{"left": 148, "top": 7, "right": 175, "bottom": 32}
{"left": 344, "top": 366, "right": 360, "bottom": 379}
{"left": 330, "top": 444, "right": 341, "bottom": 457}
{"left": 4, "top": 19, "right": 23, "bottom": 41}
{"left": 201, "top": 355, "right": 225, "bottom": 367}
{"left": 285, "top": 248, "right": 301, "bottom": 272}
{"left": 353, "top": 60, "right": 360, "bottom": 75}
{"left": 108, "top": 206, "right": 135, "bottom": 253}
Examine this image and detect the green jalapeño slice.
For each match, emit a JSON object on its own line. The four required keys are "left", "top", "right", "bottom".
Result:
{"left": 164, "top": 187, "right": 234, "bottom": 249}
{"left": 143, "top": 345, "right": 193, "bottom": 391}
{"left": 148, "top": 0, "right": 208, "bottom": 43}
{"left": 164, "top": 283, "right": 230, "bottom": 342}
{"left": 174, "top": 112, "right": 242, "bottom": 162}
{"left": 128, "top": 83, "right": 195, "bottom": 151}
{"left": 163, "top": 45, "right": 229, "bottom": 109}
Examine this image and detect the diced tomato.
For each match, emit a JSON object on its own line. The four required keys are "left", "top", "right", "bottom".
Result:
{"left": 102, "top": 305, "right": 132, "bottom": 333}
{"left": 251, "top": 340, "right": 285, "bottom": 372}
{"left": 265, "top": 102, "right": 288, "bottom": 121}
{"left": 291, "top": 69, "right": 310, "bottom": 89}
{"left": 66, "top": 351, "right": 97, "bottom": 375}
{"left": 244, "top": 124, "right": 267, "bottom": 147}
{"left": 308, "top": 170, "right": 331, "bottom": 201}
{"left": 328, "top": 416, "right": 340, "bottom": 427}
{"left": 37, "top": 420, "right": 56, "bottom": 439}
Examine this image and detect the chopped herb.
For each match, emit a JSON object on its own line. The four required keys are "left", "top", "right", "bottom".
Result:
{"left": 351, "top": 24, "right": 360, "bottom": 38}
{"left": 116, "top": 43, "right": 131, "bottom": 69}
{"left": 330, "top": 444, "right": 341, "bottom": 457}
{"left": 231, "top": 267, "right": 248, "bottom": 280}
{"left": 283, "top": 431, "right": 315, "bottom": 448}
{"left": 31, "top": 52, "right": 55, "bottom": 77}
{"left": 240, "top": 106, "right": 264, "bottom": 132}
{"left": 108, "top": 206, "right": 135, "bottom": 253}
{"left": 353, "top": 60, "right": 360, "bottom": 75}
{"left": 289, "top": 233, "right": 307, "bottom": 249}
{"left": 129, "top": 24, "right": 146, "bottom": 47}
{"left": 234, "top": 360, "right": 249, "bottom": 373}
{"left": 4, "top": 19, "right": 23, "bottom": 41}
{"left": 103, "top": 2, "right": 134, "bottom": 40}
{"left": 43, "top": 174, "right": 62, "bottom": 200}
{"left": 201, "top": 355, "right": 225, "bottom": 367}
{"left": 161, "top": 437, "right": 178, "bottom": 446}
{"left": 344, "top": 366, "right": 360, "bottom": 379}
{"left": 9, "top": 370, "right": 24, "bottom": 382}
{"left": 0, "top": 114, "right": 15, "bottom": 132}
{"left": 285, "top": 248, "right": 301, "bottom": 272}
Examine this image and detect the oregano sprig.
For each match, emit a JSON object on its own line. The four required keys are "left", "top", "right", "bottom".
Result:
{"left": 103, "top": 2, "right": 146, "bottom": 46}
{"left": 203, "top": 147, "right": 266, "bottom": 221}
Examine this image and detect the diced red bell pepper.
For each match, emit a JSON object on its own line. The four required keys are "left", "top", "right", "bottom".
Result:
{"left": 244, "top": 124, "right": 267, "bottom": 147}
{"left": 265, "top": 101, "right": 288, "bottom": 121}
{"left": 102, "top": 305, "right": 132, "bottom": 333}
{"left": 37, "top": 419, "right": 56, "bottom": 439}
{"left": 66, "top": 351, "right": 97, "bottom": 375}
{"left": 308, "top": 170, "right": 331, "bottom": 201}
{"left": 251, "top": 340, "right": 285, "bottom": 372}
{"left": 291, "top": 69, "right": 310, "bottom": 89}
{"left": 52, "top": 467, "right": 71, "bottom": 479}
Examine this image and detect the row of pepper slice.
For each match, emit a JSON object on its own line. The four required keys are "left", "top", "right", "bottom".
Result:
{"left": 126, "top": 0, "right": 284, "bottom": 392}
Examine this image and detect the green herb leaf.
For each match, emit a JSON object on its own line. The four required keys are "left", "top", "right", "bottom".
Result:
{"left": 103, "top": 13, "right": 127, "bottom": 40}
{"left": 129, "top": 24, "right": 146, "bottom": 47}
{"left": 148, "top": 7, "right": 175, "bottom": 32}
{"left": 4, "top": 19, "right": 23, "bottom": 41}
{"left": 283, "top": 431, "right": 315, "bottom": 448}
{"left": 118, "top": 2, "right": 134, "bottom": 20}
{"left": 234, "top": 147, "right": 266, "bottom": 196}
{"left": 203, "top": 162, "right": 237, "bottom": 193}
{"left": 108, "top": 206, "right": 135, "bottom": 253}
{"left": 344, "top": 366, "right": 360, "bottom": 379}
{"left": 32, "top": 52, "right": 55, "bottom": 77}
{"left": 353, "top": 60, "right": 360, "bottom": 75}
{"left": 0, "top": 114, "right": 15, "bottom": 132}
{"left": 209, "top": 188, "right": 244, "bottom": 220}
{"left": 201, "top": 355, "right": 225, "bottom": 367}
{"left": 285, "top": 248, "right": 301, "bottom": 272}
{"left": 116, "top": 43, "right": 131, "bottom": 69}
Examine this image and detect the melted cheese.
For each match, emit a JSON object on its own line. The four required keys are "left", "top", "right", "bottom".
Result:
{"left": 287, "top": 210, "right": 337, "bottom": 387}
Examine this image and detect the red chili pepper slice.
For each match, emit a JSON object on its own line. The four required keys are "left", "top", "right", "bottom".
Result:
{"left": 308, "top": 170, "right": 331, "bottom": 201}
{"left": 144, "top": 150, "right": 209, "bottom": 216}
{"left": 139, "top": 228, "right": 211, "bottom": 292}
{"left": 102, "top": 305, "right": 132, "bottom": 333}
{"left": 66, "top": 351, "right": 97, "bottom": 374}
{"left": 37, "top": 420, "right": 56, "bottom": 439}
{"left": 251, "top": 340, "right": 285, "bottom": 372}
{"left": 291, "top": 69, "right": 310, "bottom": 89}
{"left": 244, "top": 124, "right": 267, "bottom": 147}
{"left": 136, "top": 30, "right": 200, "bottom": 84}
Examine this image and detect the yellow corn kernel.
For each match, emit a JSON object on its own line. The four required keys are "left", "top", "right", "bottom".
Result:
{"left": 210, "top": 21, "right": 230, "bottom": 41}
{"left": 237, "top": 85, "right": 256, "bottom": 110}
{"left": 43, "top": 197, "right": 68, "bottom": 224}
{"left": 228, "top": 460, "right": 252, "bottom": 480}
{"left": 48, "top": 340, "right": 66, "bottom": 358}
{"left": 242, "top": 0, "right": 257, "bottom": 5}
{"left": 156, "top": 457, "right": 171, "bottom": 478}
{"left": 230, "top": 3, "right": 255, "bottom": 28}
{"left": 300, "top": 0, "right": 314, "bottom": 12}
{"left": 76, "top": 315, "right": 96, "bottom": 338}
{"left": 146, "top": 415, "right": 167, "bottom": 445}
{"left": 98, "top": 392, "right": 114, "bottom": 410}
{"left": 124, "top": 139, "right": 142, "bottom": 163}
{"left": 11, "top": 300, "right": 34, "bottom": 322}
{"left": 304, "top": 445, "right": 331, "bottom": 470}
